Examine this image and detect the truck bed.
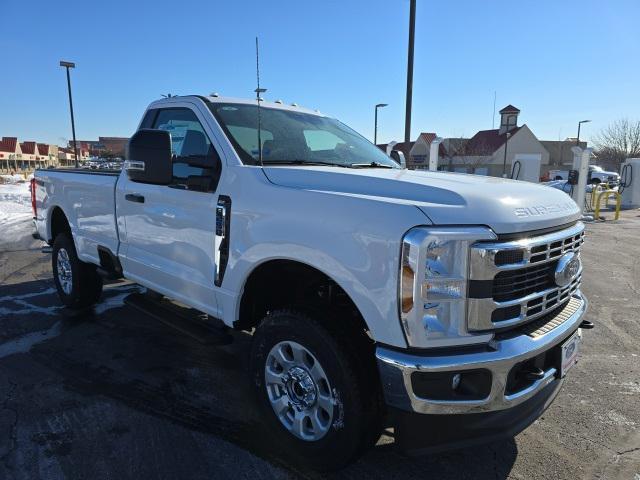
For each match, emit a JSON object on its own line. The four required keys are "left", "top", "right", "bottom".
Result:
{"left": 34, "top": 168, "right": 121, "bottom": 266}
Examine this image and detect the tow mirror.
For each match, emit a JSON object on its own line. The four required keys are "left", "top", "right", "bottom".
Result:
{"left": 126, "top": 129, "right": 173, "bottom": 185}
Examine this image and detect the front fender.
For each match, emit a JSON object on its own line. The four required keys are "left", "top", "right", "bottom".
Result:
{"left": 216, "top": 169, "right": 430, "bottom": 348}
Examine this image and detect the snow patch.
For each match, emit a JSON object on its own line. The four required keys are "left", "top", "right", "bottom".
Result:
{"left": 0, "top": 182, "right": 37, "bottom": 249}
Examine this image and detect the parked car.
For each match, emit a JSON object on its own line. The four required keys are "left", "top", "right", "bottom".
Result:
{"left": 32, "top": 95, "right": 590, "bottom": 470}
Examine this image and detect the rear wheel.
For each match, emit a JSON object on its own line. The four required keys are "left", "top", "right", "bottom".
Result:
{"left": 52, "top": 233, "right": 103, "bottom": 309}
{"left": 250, "top": 309, "right": 382, "bottom": 471}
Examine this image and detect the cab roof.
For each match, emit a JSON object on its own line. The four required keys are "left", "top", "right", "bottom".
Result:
{"left": 151, "top": 94, "right": 325, "bottom": 117}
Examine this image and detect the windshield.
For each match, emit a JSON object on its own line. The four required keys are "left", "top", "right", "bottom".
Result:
{"left": 208, "top": 103, "right": 399, "bottom": 168}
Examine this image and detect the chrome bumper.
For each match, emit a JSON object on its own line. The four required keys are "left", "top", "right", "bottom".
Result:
{"left": 376, "top": 291, "right": 588, "bottom": 415}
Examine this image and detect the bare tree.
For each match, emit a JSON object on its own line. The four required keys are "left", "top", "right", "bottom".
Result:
{"left": 593, "top": 119, "right": 640, "bottom": 169}
{"left": 441, "top": 137, "right": 493, "bottom": 172}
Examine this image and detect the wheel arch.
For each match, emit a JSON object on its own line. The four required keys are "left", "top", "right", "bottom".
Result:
{"left": 236, "top": 258, "right": 370, "bottom": 336}
{"left": 49, "top": 206, "right": 71, "bottom": 243}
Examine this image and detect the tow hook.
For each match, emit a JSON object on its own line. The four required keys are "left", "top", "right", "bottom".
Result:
{"left": 580, "top": 320, "right": 594, "bottom": 329}
{"left": 524, "top": 367, "right": 546, "bottom": 381}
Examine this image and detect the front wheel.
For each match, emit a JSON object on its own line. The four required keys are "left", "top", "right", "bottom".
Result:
{"left": 250, "top": 309, "right": 382, "bottom": 471}
{"left": 52, "top": 233, "right": 103, "bottom": 309}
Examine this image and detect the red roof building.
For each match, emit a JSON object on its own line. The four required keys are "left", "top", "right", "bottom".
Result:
{"left": 465, "top": 126, "right": 523, "bottom": 155}
{"left": 378, "top": 132, "right": 446, "bottom": 169}
{"left": 37, "top": 143, "right": 50, "bottom": 156}
{"left": 0, "top": 137, "right": 19, "bottom": 153}
{"left": 20, "top": 141, "right": 37, "bottom": 157}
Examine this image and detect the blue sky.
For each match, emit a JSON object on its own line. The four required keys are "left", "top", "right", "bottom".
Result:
{"left": 1, "top": 0, "right": 638, "bottom": 146}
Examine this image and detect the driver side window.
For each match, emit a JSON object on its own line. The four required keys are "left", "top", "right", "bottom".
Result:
{"left": 152, "top": 108, "right": 222, "bottom": 192}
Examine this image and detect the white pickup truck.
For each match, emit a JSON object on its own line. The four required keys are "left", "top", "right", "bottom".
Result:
{"left": 550, "top": 166, "right": 620, "bottom": 185}
{"left": 33, "top": 95, "right": 590, "bottom": 470}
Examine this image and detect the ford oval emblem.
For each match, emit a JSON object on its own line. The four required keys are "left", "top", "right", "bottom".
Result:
{"left": 554, "top": 252, "right": 581, "bottom": 287}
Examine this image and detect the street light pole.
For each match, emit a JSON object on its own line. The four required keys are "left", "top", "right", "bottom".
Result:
{"left": 374, "top": 103, "right": 388, "bottom": 145}
{"left": 502, "top": 132, "right": 511, "bottom": 177}
{"left": 60, "top": 61, "right": 79, "bottom": 168}
{"left": 404, "top": 0, "right": 416, "bottom": 143}
{"left": 576, "top": 119, "right": 591, "bottom": 146}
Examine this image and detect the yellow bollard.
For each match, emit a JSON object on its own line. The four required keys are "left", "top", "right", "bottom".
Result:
{"left": 594, "top": 190, "right": 621, "bottom": 221}
{"left": 590, "top": 184, "right": 602, "bottom": 210}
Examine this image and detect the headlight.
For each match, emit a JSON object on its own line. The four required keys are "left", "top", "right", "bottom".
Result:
{"left": 399, "top": 226, "right": 497, "bottom": 348}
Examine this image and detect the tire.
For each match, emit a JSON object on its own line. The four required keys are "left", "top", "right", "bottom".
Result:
{"left": 590, "top": 178, "right": 601, "bottom": 185}
{"left": 52, "top": 233, "right": 103, "bottom": 309}
{"left": 250, "top": 309, "right": 383, "bottom": 471}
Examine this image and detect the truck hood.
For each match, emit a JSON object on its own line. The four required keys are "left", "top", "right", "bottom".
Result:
{"left": 264, "top": 166, "right": 581, "bottom": 234}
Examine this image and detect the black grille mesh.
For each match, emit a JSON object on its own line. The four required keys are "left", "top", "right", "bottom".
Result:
{"left": 492, "top": 261, "right": 556, "bottom": 302}
{"left": 495, "top": 249, "right": 524, "bottom": 266}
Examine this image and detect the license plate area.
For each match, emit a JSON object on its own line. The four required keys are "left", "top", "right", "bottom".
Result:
{"left": 560, "top": 330, "right": 581, "bottom": 377}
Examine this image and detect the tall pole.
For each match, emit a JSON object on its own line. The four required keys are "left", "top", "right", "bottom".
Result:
{"left": 404, "top": 0, "right": 416, "bottom": 143}
{"left": 502, "top": 132, "right": 511, "bottom": 177}
{"left": 576, "top": 119, "right": 591, "bottom": 146}
{"left": 60, "top": 61, "right": 79, "bottom": 168}
{"left": 374, "top": 106, "right": 378, "bottom": 145}
{"left": 374, "top": 103, "right": 388, "bottom": 145}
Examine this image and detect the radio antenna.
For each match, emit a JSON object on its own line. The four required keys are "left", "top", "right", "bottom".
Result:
{"left": 255, "top": 37, "right": 267, "bottom": 168}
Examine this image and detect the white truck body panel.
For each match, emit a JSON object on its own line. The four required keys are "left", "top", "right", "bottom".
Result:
{"left": 116, "top": 173, "right": 221, "bottom": 317}
{"left": 263, "top": 166, "right": 581, "bottom": 234}
{"left": 34, "top": 171, "right": 119, "bottom": 264}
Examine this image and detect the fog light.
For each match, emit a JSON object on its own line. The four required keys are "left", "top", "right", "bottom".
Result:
{"left": 452, "top": 373, "right": 461, "bottom": 390}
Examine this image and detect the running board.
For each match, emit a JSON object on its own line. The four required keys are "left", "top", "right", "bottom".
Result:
{"left": 124, "top": 292, "right": 233, "bottom": 346}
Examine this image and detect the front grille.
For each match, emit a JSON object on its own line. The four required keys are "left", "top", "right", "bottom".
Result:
{"left": 495, "top": 249, "right": 524, "bottom": 266}
{"left": 493, "top": 261, "right": 556, "bottom": 301}
{"left": 468, "top": 222, "right": 585, "bottom": 332}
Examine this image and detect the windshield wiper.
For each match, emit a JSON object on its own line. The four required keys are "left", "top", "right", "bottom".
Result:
{"left": 261, "top": 160, "right": 352, "bottom": 168}
{"left": 350, "top": 162, "right": 394, "bottom": 169}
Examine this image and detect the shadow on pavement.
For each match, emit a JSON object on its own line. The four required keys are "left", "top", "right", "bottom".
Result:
{"left": 0, "top": 277, "right": 518, "bottom": 479}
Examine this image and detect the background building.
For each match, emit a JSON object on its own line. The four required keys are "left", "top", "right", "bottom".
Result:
{"left": 378, "top": 132, "right": 445, "bottom": 170}
{"left": 444, "top": 105, "right": 550, "bottom": 176}
{"left": 377, "top": 105, "right": 587, "bottom": 181}
{"left": 541, "top": 139, "right": 587, "bottom": 168}
{"left": 72, "top": 137, "right": 128, "bottom": 158}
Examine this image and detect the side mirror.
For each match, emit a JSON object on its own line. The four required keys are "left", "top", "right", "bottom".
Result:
{"left": 125, "top": 129, "right": 173, "bottom": 184}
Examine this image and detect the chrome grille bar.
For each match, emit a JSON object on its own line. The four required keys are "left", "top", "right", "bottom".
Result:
{"left": 469, "top": 222, "right": 585, "bottom": 281}
{"left": 467, "top": 222, "right": 585, "bottom": 332}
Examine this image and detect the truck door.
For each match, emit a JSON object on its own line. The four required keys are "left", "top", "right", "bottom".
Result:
{"left": 117, "top": 105, "right": 223, "bottom": 318}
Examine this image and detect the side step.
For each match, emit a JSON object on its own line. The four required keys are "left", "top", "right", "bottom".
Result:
{"left": 124, "top": 292, "right": 233, "bottom": 346}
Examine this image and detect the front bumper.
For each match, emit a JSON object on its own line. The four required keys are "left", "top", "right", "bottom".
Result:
{"left": 376, "top": 291, "right": 588, "bottom": 415}
{"left": 391, "top": 378, "right": 563, "bottom": 455}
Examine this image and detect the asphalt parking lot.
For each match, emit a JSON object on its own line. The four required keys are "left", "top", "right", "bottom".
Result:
{"left": 1, "top": 213, "right": 639, "bottom": 479}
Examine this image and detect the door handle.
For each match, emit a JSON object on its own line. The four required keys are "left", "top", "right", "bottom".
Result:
{"left": 125, "top": 193, "right": 145, "bottom": 203}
